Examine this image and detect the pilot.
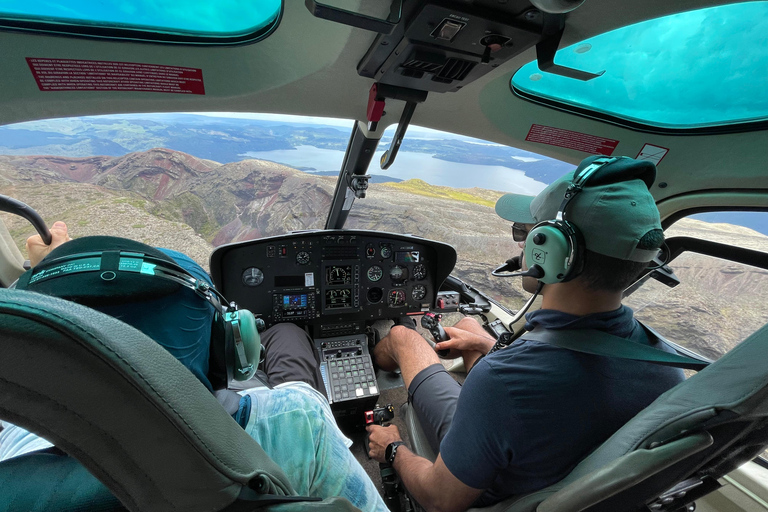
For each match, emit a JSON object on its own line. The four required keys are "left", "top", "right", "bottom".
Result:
{"left": 366, "top": 156, "right": 686, "bottom": 511}
{"left": 1, "top": 221, "right": 389, "bottom": 512}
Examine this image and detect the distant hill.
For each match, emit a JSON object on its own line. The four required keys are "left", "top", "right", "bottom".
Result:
{"left": 0, "top": 114, "right": 571, "bottom": 186}
{"left": 0, "top": 147, "right": 766, "bottom": 363}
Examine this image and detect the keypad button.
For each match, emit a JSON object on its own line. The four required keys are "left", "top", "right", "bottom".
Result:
{"left": 347, "top": 377, "right": 354, "bottom": 384}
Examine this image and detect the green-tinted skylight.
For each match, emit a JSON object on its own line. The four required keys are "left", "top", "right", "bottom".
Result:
{"left": 511, "top": 2, "right": 768, "bottom": 130}
{"left": 0, "top": 0, "right": 281, "bottom": 42}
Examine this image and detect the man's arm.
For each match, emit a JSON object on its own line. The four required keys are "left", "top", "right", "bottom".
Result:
{"left": 367, "top": 424, "right": 484, "bottom": 512}
{"left": 396, "top": 450, "right": 484, "bottom": 512}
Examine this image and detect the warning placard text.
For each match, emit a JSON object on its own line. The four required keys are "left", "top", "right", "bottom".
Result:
{"left": 26, "top": 58, "right": 205, "bottom": 95}
{"left": 525, "top": 124, "right": 619, "bottom": 156}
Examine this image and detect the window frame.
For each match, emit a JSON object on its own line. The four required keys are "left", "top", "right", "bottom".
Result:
{"left": 0, "top": 0, "right": 283, "bottom": 46}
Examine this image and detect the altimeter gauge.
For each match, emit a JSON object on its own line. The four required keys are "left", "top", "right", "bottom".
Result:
{"left": 412, "top": 264, "right": 427, "bottom": 280}
{"left": 296, "top": 251, "right": 311, "bottom": 265}
{"left": 411, "top": 284, "right": 426, "bottom": 301}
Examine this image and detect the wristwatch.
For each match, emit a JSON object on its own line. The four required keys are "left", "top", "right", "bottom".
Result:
{"left": 386, "top": 441, "right": 406, "bottom": 464}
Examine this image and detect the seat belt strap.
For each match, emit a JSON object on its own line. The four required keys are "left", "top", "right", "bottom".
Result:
{"left": 522, "top": 326, "right": 710, "bottom": 371}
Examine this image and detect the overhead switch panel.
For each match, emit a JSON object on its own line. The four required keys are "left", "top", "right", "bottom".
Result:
{"left": 358, "top": 1, "right": 543, "bottom": 93}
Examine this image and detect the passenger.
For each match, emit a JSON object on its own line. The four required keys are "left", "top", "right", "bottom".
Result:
{"left": 367, "top": 156, "right": 686, "bottom": 511}
{"left": 0, "top": 221, "right": 388, "bottom": 512}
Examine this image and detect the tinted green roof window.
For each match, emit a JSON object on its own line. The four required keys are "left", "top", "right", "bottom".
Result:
{"left": 511, "top": 2, "right": 768, "bottom": 130}
{"left": 0, "top": 0, "right": 282, "bottom": 43}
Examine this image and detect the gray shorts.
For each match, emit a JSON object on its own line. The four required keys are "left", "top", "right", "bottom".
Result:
{"left": 408, "top": 363, "right": 461, "bottom": 453}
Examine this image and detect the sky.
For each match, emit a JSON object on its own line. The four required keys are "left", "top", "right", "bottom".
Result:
{"left": 0, "top": 0, "right": 281, "bottom": 35}
{"left": 512, "top": 2, "right": 768, "bottom": 129}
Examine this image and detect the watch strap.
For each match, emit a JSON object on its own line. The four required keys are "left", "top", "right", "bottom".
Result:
{"left": 386, "top": 441, "right": 406, "bottom": 463}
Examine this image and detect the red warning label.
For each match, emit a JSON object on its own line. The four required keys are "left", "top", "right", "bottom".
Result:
{"left": 26, "top": 58, "right": 205, "bottom": 95}
{"left": 525, "top": 124, "right": 619, "bottom": 156}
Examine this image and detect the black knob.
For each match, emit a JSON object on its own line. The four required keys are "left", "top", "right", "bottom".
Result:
{"left": 533, "top": 233, "right": 547, "bottom": 245}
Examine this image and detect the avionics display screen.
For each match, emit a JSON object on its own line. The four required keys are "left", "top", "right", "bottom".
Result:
{"left": 275, "top": 275, "right": 304, "bottom": 287}
{"left": 283, "top": 294, "right": 308, "bottom": 310}
{"left": 395, "top": 251, "right": 420, "bottom": 263}
{"left": 325, "top": 288, "right": 352, "bottom": 309}
{"left": 326, "top": 265, "right": 353, "bottom": 285}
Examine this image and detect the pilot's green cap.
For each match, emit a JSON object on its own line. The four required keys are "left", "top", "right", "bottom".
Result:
{"left": 495, "top": 155, "right": 662, "bottom": 262}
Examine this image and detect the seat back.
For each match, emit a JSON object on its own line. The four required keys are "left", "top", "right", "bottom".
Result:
{"left": 404, "top": 323, "right": 768, "bottom": 512}
{"left": 0, "top": 289, "right": 295, "bottom": 512}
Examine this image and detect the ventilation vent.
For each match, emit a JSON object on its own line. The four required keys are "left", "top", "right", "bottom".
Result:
{"left": 436, "top": 58, "right": 475, "bottom": 81}
{"left": 402, "top": 57, "right": 443, "bottom": 73}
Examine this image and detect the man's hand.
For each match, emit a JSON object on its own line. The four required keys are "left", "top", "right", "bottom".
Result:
{"left": 366, "top": 424, "right": 402, "bottom": 463}
{"left": 438, "top": 326, "right": 495, "bottom": 356}
{"left": 26, "top": 221, "right": 71, "bottom": 267}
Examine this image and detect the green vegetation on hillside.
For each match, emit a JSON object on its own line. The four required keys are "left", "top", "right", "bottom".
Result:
{"left": 381, "top": 179, "right": 497, "bottom": 207}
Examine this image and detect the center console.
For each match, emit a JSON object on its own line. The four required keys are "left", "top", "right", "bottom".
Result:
{"left": 211, "top": 230, "right": 457, "bottom": 421}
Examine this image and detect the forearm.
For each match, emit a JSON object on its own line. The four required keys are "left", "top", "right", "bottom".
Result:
{"left": 394, "top": 449, "right": 462, "bottom": 512}
{"left": 462, "top": 337, "right": 495, "bottom": 372}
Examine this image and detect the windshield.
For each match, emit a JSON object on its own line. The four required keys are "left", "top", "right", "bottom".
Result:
{"left": 1, "top": 113, "right": 767, "bottom": 325}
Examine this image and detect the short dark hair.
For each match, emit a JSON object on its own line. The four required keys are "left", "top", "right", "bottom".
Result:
{"left": 578, "top": 229, "right": 664, "bottom": 293}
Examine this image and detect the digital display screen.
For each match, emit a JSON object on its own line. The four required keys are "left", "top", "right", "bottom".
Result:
{"left": 275, "top": 275, "right": 305, "bottom": 287}
{"left": 325, "top": 288, "right": 352, "bottom": 309}
{"left": 395, "top": 251, "right": 420, "bottom": 263}
{"left": 283, "top": 294, "right": 308, "bottom": 310}
{"left": 326, "top": 265, "right": 352, "bottom": 285}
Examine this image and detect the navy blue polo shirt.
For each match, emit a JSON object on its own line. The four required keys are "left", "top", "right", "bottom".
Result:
{"left": 439, "top": 306, "right": 685, "bottom": 507}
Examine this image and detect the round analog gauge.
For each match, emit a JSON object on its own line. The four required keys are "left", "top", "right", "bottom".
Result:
{"left": 411, "top": 285, "right": 426, "bottom": 301}
{"left": 388, "top": 289, "right": 406, "bottom": 307}
{"left": 389, "top": 265, "right": 408, "bottom": 282}
{"left": 367, "top": 265, "right": 383, "bottom": 282}
{"left": 412, "top": 263, "right": 427, "bottom": 280}
{"left": 380, "top": 244, "right": 393, "bottom": 259}
{"left": 367, "top": 287, "right": 383, "bottom": 303}
{"left": 296, "top": 251, "right": 311, "bottom": 265}
{"left": 242, "top": 267, "right": 264, "bottom": 287}
{"left": 330, "top": 267, "right": 347, "bottom": 282}
{"left": 365, "top": 243, "right": 376, "bottom": 258}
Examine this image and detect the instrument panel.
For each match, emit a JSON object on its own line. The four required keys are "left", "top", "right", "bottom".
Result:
{"left": 210, "top": 230, "right": 457, "bottom": 334}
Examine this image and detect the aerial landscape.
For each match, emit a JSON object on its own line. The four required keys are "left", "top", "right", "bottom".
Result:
{"left": 0, "top": 113, "right": 766, "bottom": 362}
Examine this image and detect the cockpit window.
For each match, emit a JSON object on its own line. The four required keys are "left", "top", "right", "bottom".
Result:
{"left": 0, "top": 0, "right": 282, "bottom": 44}
{"left": 511, "top": 2, "right": 768, "bottom": 131}
{"left": 624, "top": 213, "right": 768, "bottom": 363}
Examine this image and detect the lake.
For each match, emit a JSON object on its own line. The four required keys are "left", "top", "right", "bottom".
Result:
{"left": 241, "top": 145, "right": 548, "bottom": 196}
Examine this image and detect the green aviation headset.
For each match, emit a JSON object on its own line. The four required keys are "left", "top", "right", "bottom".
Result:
{"left": 522, "top": 156, "right": 654, "bottom": 284}
{"left": 15, "top": 236, "right": 260, "bottom": 384}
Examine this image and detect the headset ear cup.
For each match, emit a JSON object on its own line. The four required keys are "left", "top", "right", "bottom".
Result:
{"left": 524, "top": 222, "right": 576, "bottom": 284}
{"left": 560, "top": 224, "right": 585, "bottom": 283}
{"left": 227, "top": 309, "right": 261, "bottom": 382}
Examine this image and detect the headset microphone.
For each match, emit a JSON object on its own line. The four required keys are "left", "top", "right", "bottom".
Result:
{"left": 492, "top": 261, "right": 544, "bottom": 279}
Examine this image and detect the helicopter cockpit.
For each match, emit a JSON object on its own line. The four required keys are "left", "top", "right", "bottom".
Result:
{"left": 0, "top": 0, "right": 767, "bottom": 511}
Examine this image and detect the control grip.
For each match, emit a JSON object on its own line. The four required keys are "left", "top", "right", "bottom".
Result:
{"left": 421, "top": 313, "right": 450, "bottom": 358}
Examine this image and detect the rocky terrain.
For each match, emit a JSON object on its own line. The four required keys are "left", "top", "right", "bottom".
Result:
{"left": 1, "top": 148, "right": 765, "bottom": 362}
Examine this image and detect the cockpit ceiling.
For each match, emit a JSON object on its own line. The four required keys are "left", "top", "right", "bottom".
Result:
{"left": 0, "top": 0, "right": 765, "bottom": 204}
